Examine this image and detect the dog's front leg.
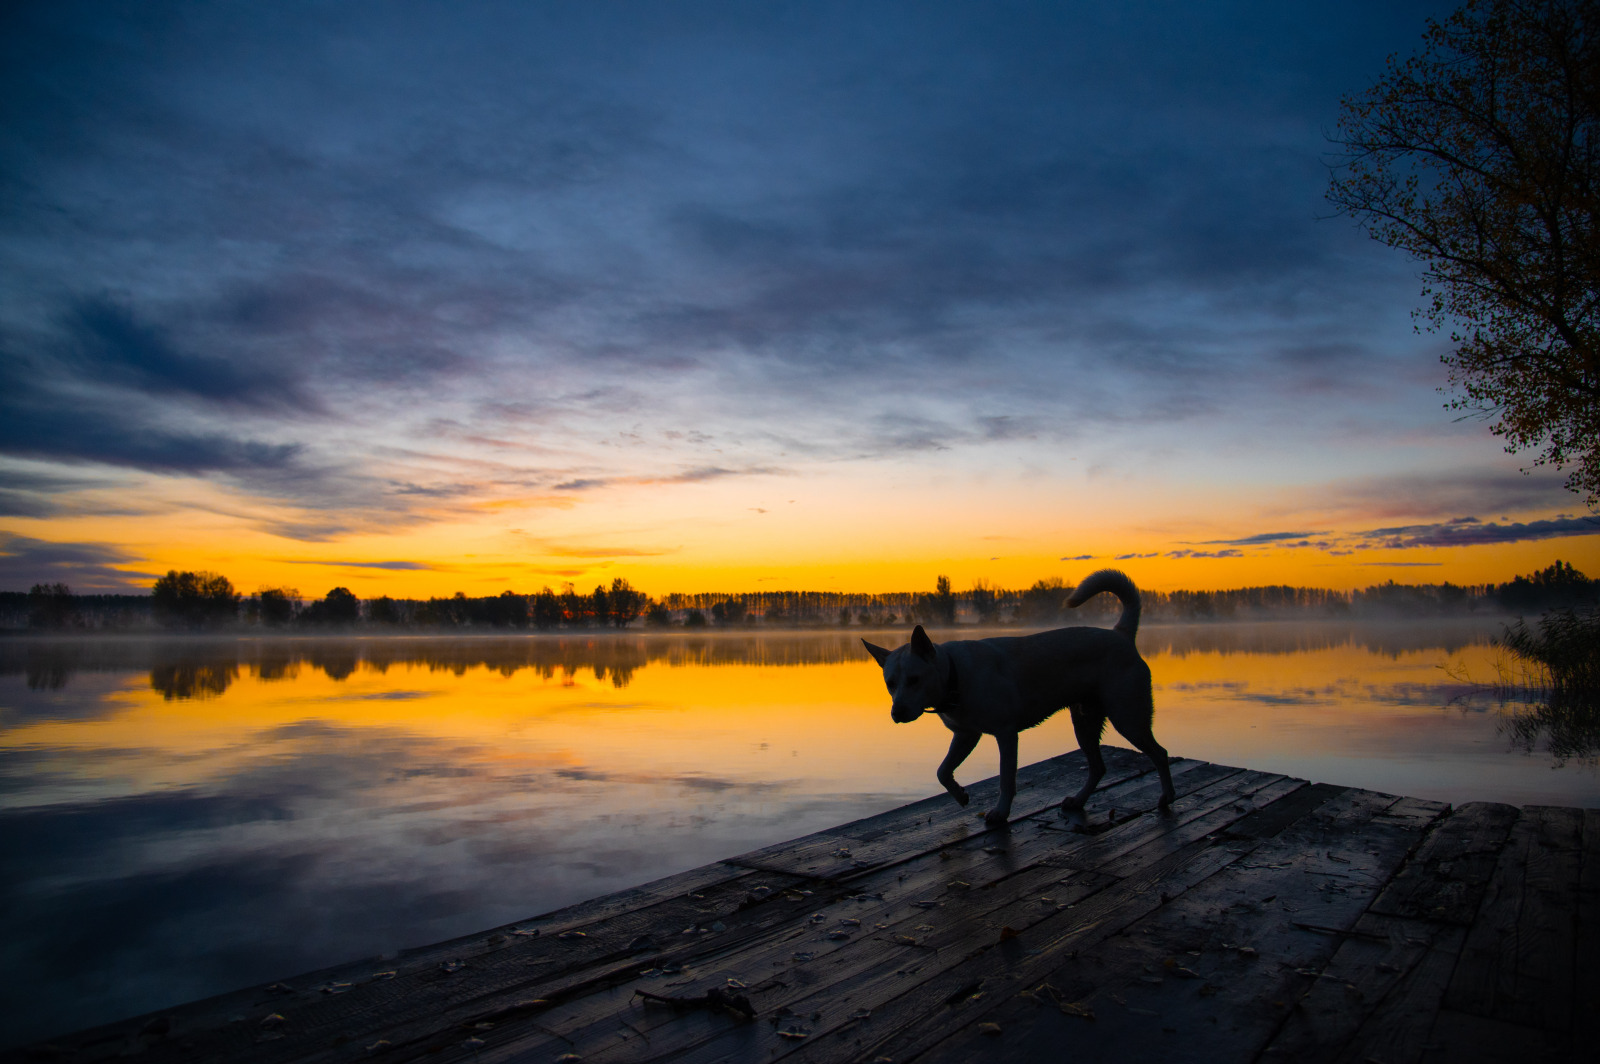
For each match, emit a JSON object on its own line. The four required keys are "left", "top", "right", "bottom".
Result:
{"left": 985, "top": 731, "right": 1019, "bottom": 827}
{"left": 937, "top": 729, "right": 980, "bottom": 807}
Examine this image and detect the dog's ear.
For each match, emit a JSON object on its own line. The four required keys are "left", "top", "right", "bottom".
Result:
{"left": 910, "top": 624, "right": 937, "bottom": 661}
{"left": 861, "top": 639, "right": 891, "bottom": 666}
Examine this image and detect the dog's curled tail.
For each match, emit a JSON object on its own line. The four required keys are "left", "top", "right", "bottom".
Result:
{"left": 1066, "top": 568, "right": 1141, "bottom": 640}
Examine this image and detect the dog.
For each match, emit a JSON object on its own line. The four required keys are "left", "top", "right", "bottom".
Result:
{"left": 862, "top": 569, "right": 1175, "bottom": 826}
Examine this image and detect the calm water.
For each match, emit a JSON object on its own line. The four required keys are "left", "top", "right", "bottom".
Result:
{"left": 1, "top": 621, "right": 1595, "bottom": 1047}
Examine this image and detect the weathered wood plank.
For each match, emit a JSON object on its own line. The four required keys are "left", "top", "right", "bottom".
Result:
{"left": 1443, "top": 805, "right": 1583, "bottom": 1034}
{"left": 725, "top": 746, "right": 1157, "bottom": 878}
{"left": 1260, "top": 912, "right": 1464, "bottom": 1064}
{"left": 1576, "top": 808, "right": 1600, "bottom": 1050}
{"left": 1369, "top": 801, "right": 1519, "bottom": 925}
{"left": 743, "top": 778, "right": 1342, "bottom": 1064}
{"left": 860, "top": 788, "right": 1442, "bottom": 1064}
{"left": 1418, "top": 1007, "right": 1580, "bottom": 1064}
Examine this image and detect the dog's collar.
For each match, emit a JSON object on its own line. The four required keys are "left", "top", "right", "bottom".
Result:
{"left": 936, "top": 652, "right": 962, "bottom": 714}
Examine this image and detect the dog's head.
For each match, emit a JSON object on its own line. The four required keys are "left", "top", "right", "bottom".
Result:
{"left": 862, "top": 625, "right": 944, "bottom": 723}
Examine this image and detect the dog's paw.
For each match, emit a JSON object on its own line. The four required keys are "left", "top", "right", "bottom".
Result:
{"left": 949, "top": 787, "right": 970, "bottom": 807}
{"left": 1059, "top": 796, "right": 1087, "bottom": 812}
{"left": 982, "top": 808, "right": 1009, "bottom": 827}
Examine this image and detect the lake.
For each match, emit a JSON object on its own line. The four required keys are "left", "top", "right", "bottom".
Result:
{"left": 1, "top": 620, "right": 1595, "bottom": 1048}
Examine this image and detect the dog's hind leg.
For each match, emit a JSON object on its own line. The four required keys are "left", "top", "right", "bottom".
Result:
{"left": 1107, "top": 682, "right": 1176, "bottom": 810}
{"left": 937, "top": 729, "right": 981, "bottom": 808}
{"left": 985, "top": 731, "right": 1019, "bottom": 827}
{"left": 1061, "top": 706, "right": 1107, "bottom": 810}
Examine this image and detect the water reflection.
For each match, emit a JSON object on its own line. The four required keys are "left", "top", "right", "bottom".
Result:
{"left": 0, "top": 617, "right": 1517, "bottom": 702}
{"left": 0, "top": 621, "right": 1596, "bottom": 1050}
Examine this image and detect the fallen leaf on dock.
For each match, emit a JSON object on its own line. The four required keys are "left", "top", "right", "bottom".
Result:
{"left": 511, "top": 927, "right": 540, "bottom": 937}
{"left": 260, "top": 1013, "right": 287, "bottom": 1028}
{"left": 999, "top": 926, "right": 1020, "bottom": 941}
{"left": 893, "top": 935, "right": 919, "bottom": 946}
{"left": 978, "top": 1022, "right": 1002, "bottom": 1036}
{"left": 364, "top": 1039, "right": 390, "bottom": 1053}
{"left": 841, "top": 918, "right": 861, "bottom": 927}
{"left": 777, "top": 1028, "right": 810, "bottom": 1040}
{"left": 828, "top": 931, "right": 851, "bottom": 940}
{"left": 557, "top": 930, "right": 587, "bottom": 940}
{"left": 370, "top": 971, "right": 396, "bottom": 981}
{"left": 1060, "top": 1000, "right": 1095, "bottom": 1019}
{"left": 439, "top": 961, "right": 466, "bottom": 973}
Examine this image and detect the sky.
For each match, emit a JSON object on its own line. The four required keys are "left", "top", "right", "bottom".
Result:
{"left": 2, "top": 0, "right": 1597, "bottom": 598}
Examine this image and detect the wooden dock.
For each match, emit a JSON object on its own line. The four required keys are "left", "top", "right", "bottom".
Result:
{"left": 15, "top": 748, "right": 1597, "bottom": 1064}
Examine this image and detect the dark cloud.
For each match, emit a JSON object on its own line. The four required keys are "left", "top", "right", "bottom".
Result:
{"left": 63, "top": 298, "right": 316, "bottom": 411}
{"left": 281, "top": 559, "right": 436, "bottom": 571}
{"left": 1357, "top": 516, "right": 1600, "bottom": 549}
{"left": 0, "top": 531, "right": 150, "bottom": 592}
{"left": 1199, "top": 530, "right": 1327, "bottom": 546}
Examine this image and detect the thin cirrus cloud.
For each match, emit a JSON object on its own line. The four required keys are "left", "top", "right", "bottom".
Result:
{"left": 279, "top": 560, "right": 439, "bottom": 571}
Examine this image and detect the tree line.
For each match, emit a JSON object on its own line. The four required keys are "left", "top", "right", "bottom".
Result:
{"left": 2, "top": 562, "right": 1595, "bottom": 631}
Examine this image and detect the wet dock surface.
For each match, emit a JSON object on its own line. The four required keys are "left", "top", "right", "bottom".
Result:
{"left": 13, "top": 747, "right": 1597, "bottom": 1064}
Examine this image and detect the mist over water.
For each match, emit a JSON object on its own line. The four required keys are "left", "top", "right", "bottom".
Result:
{"left": 1, "top": 622, "right": 1594, "bottom": 1048}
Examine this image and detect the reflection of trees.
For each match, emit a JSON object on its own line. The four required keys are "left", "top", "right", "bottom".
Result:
{"left": 0, "top": 619, "right": 1521, "bottom": 694}
{"left": 1498, "top": 608, "right": 1600, "bottom": 764}
{"left": 150, "top": 662, "right": 239, "bottom": 701}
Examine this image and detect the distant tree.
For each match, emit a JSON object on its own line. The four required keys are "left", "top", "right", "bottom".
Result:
{"left": 1498, "top": 559, "right": 1598, "bottom": 610}
{"left": 531, "top": 587, "right": 563, "bottom": 629}
{"left": 1019, "top": 577, "right": 1069, "bottom": 625}
{"left": 644, "top": 602, "right": 671, "bottom": 627}
{"left": 481, "top": 590, "right": 528, "bottom": 628}
{"left": 368, "top": 595, "right": 400, "bottom": 625}
{"left": 256, "top": 587, "right": 299, "bottom": 627}
{"left": 709, "top": 597, "right": 748, "bottom": 626}
{"left": 559, "top": 583, "right": 587, "bottom": 626}
{"left": 970, "top": 579, "right": 999, "bottom": 624}
{"left": 301, "top": 586, "right": 360, "bottom": 627}
{"left": 606, "top": 578, "right": 647, "bottom": 627}
{"left": 27, "top": 582, "right": 74, "bottom": 629}
{"left": 922, "top": 575, "right": 957, "bottom": 625}
{"left": 685, "top": 608, "right": 708, "bottom": 628}
{"left": 1329, "top": 0, "right": 1600, "bottom": 507}
{"left": 151, "top": 570, "right": 239, "bottom": 629}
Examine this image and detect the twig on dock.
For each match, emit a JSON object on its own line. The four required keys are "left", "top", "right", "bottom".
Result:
{"left": 632, "top": 987, "right": 756, "bottom": 1021}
